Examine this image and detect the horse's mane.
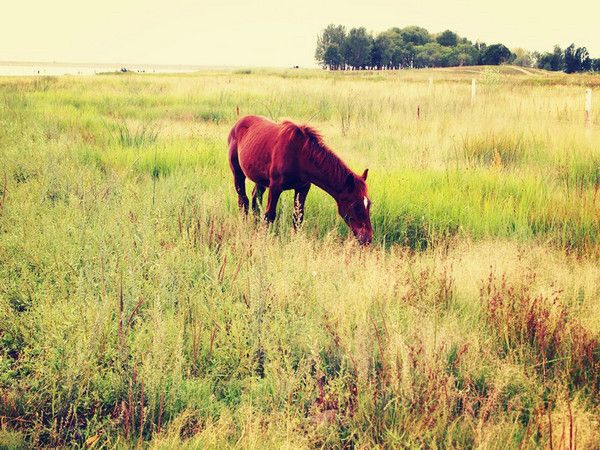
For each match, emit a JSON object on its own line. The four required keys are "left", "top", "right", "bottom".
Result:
{"left": 281, "top": 121, "right": 353, "bottom": 184}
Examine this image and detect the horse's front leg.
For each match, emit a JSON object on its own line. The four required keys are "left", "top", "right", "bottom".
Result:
{"left": 293, "top": 183, "right": 311, "bottom": 229}
{"left": 264, "top": 184, "right": 282, "bottom": 223}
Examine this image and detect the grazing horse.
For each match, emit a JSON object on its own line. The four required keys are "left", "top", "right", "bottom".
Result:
{"left": 228, "top": 115, "right": 373, "bottom": 245}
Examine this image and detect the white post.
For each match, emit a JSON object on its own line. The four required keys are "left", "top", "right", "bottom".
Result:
{"left": 471, "top": 79, "right": 476, "bottom": 104}
{"left": 428, "top": 77, "right": 433, "bottom": 91}
{"left": 585, "top": 88, "right": 592, "bottom": 126}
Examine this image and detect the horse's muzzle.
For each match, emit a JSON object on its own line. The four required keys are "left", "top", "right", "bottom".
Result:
{"left": 356, "top": 230, "right": 372, "bottom": 246}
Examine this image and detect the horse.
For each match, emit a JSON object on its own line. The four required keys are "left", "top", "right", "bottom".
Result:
{"left": 228, "top": 115, "right": 373, "bottom": 245}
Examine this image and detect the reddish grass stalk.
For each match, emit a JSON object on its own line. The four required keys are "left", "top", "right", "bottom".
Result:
{"left": 127, "top": 297, "right": 145, "bottom": 327}
{"left": 123, "top": 400, "right": 130, "bottom": 440}
{"left": 0, "top": 173, "right": 7, "bottom": 212}
{"left": 218, "top": 255, "right": 227, "bottom": 283}
{"left": 209, "top": 325, "right": 218, "bottom": 355}
{"left": 548, "top": 408, "right": 553, "bottom": 450}
{"left": 157, "top": 391, "right": 164, "bottom": 434}
{"left": 568, "top": 400, "right": 573, "bottom": 450}
{"left": 191, "top": 324, "right": 200, "bottom": 369}
{"left": 118, "top": 271, "right": 125, "bottom": 361}
{"left": 139, "top": 379, "right": 144, "bottom": 446}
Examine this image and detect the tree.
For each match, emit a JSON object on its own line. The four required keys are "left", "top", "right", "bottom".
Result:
{"left": 323, "top": 45, "right": 343, "bottom": 70}
{"left": 399, "top": 26, "right": 432, "bottom": 46}
{"left": 537, "top": 45, "right": 564, "bottom": 71}
{"left": 564, "top": 44, "right": 577, "bottom": 73}
{"left": 414, "top": 42, "right": 451, "bottom": 68}
{"left": 452, "top": 43, "right": 480, "bottom": 66}
{"left": 371, "top": 33, "right": 395, "bottom": 69}
{"left": 393, "top": 42, "right": 414, "bottom": 68}
{"left": 436, "top": 30, "right": 459, "bottom": 47}
{"left": 577, "top": 47, "right": 592, "bottom": 71}
{"left": 474, "top": 42, "right": 487, "bottom": 64}
{"left": 384, "top": 28, "right": 413, "bottom": 68}
{"left": 565, "top": 44, "right": 591, "bottom": 73}
{"left": 315, "top": 25, "right": 346, "bottom": 68}
{"left": 512, "top": 48, "right": 533, "bottom": 67}
{"left": 315, "top": 25, "right": 597, "bottom": 72}
{"left": 481, "top": 44, "right": 513, "bottom": 65}
{"left": 343, "top": 27, "right": 373, "bottom": 69}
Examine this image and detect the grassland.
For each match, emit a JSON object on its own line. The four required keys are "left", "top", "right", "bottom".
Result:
{"left": 0, "top": 66, "right": 599, "bottom": 449}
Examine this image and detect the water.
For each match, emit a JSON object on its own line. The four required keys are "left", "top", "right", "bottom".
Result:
{"left": 0, "top": 62, "right": 210, "bottom": 76}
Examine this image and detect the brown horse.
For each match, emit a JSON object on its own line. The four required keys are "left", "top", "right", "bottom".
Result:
{"left": 228, "top": 115, "right": 372, "bottom": 245}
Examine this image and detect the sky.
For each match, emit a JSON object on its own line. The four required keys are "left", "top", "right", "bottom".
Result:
{"left": 2, "top": 0, "right": 599, "bottom": 67}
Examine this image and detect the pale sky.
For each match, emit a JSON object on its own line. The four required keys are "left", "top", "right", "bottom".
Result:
{"left": 3, "top": 0, "right": 599, "bottom": 67}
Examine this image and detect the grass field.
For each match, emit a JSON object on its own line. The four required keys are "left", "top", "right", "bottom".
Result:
{"left": 1, "top": 66, "right": 599, "bottom": 448}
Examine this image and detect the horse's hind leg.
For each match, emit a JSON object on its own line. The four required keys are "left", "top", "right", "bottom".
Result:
{"left": 228, "top": 139, "right": 249, "bottom": 213}
{"left": 251, "top": 184, "right": 265, "bottom": 214}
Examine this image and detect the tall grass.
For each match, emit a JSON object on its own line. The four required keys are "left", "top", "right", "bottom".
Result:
{"left": 106, "top": 120, "right": 159, "bottom": 148}
{"left": 0, "top": 67, "right": 599, "bottom": 448}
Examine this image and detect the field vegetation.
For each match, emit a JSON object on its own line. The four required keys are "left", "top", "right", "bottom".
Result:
{"left": 0, "top": 66, "right": 599, "bottom": 448}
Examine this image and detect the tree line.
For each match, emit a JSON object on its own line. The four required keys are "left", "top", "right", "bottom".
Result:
{"left": 315, "top": 25, "right": 600, "bottom": 73}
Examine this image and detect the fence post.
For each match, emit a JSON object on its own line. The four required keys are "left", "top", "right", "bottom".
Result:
{"left": 471, "top": 79, "right": 476, "bottom": 104}
{"left": 585, "top": 88, "right": 592, "bottom": 126}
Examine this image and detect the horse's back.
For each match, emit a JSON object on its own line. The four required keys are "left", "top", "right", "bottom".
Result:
{"left": 229, "top": 116, "right": 280, "bottom": 184}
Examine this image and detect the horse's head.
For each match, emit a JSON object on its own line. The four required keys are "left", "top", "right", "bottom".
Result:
{"left": 337, "top": 169, "right": 372, "bottom": 245}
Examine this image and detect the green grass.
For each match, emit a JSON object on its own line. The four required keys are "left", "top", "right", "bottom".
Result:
{"left": 0, "top": 67, "right": 599, "bottom": 448}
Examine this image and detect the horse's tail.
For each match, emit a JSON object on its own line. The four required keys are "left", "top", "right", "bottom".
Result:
{"left": 227, "top": 124, "right": 237, "bottom": 147}
{"left": 228, "top": 123, "right": 240, "bottom": 169}
{"left": 228, "top": 119, "right": 250, "bottom": 211}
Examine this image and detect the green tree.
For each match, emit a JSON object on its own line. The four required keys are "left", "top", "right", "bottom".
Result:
{"left": 564, "top": 44, "right": 577, "bottom": 73}
{"left": 315, "top": 25, "right": 346, "bottom": 68}
{"left": 475, "top": 42, "right": 487, "bottom": 64}
{"left": 344, "top": 27, "right": 373, "bottom": 69}
{"left": 577, "top": 47, "right": 592, "bottom": 71}
{"left": 399, "top": 26, "right": 432, "bottom": 46}
{"left": 371, "top": 33, "right": 395, "bottom": 69}
{"left": 414, "top": 42, "right": 450, "bottom": 67}
{"left": 481, "top": 44, "right": 513, "bottom": 65}
{"left": 384, "top": 28, "right": 413, "bottom": 68}
{"left": 512, "top": 48, "right": 533, "bottom": 67}
{"left": 452, "top": 43, "right": 480, "bottom": 66}
{"left": 436, "top": 30, "right": 459, "bottom": 47}
{"left": 564, "top": 44, "right": 591, "bottom": 73}
{"left": 537, "top": 45, "right": 564, "bottom": 71}
{"left": 323, "top": 45, "right": 343, "bottom": 70}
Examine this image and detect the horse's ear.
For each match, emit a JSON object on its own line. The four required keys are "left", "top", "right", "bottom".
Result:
{"left": 345, "top": 173, "right": 355, "bottom": 191}
{"left": 361, "top": 169, "right": 369, "bottom": 181}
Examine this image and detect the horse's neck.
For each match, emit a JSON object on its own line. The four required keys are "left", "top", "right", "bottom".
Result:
{"left": 303, "top": 148, "right": 349, "bottom": 199}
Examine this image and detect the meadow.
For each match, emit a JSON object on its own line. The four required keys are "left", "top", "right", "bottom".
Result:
{"left": 0, "top": 66, "right": 599, "bottom": 448}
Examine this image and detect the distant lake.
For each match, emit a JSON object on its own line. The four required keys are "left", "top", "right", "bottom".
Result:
{"left": 0, "top": 62, "right": 222, "bottom": 76}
